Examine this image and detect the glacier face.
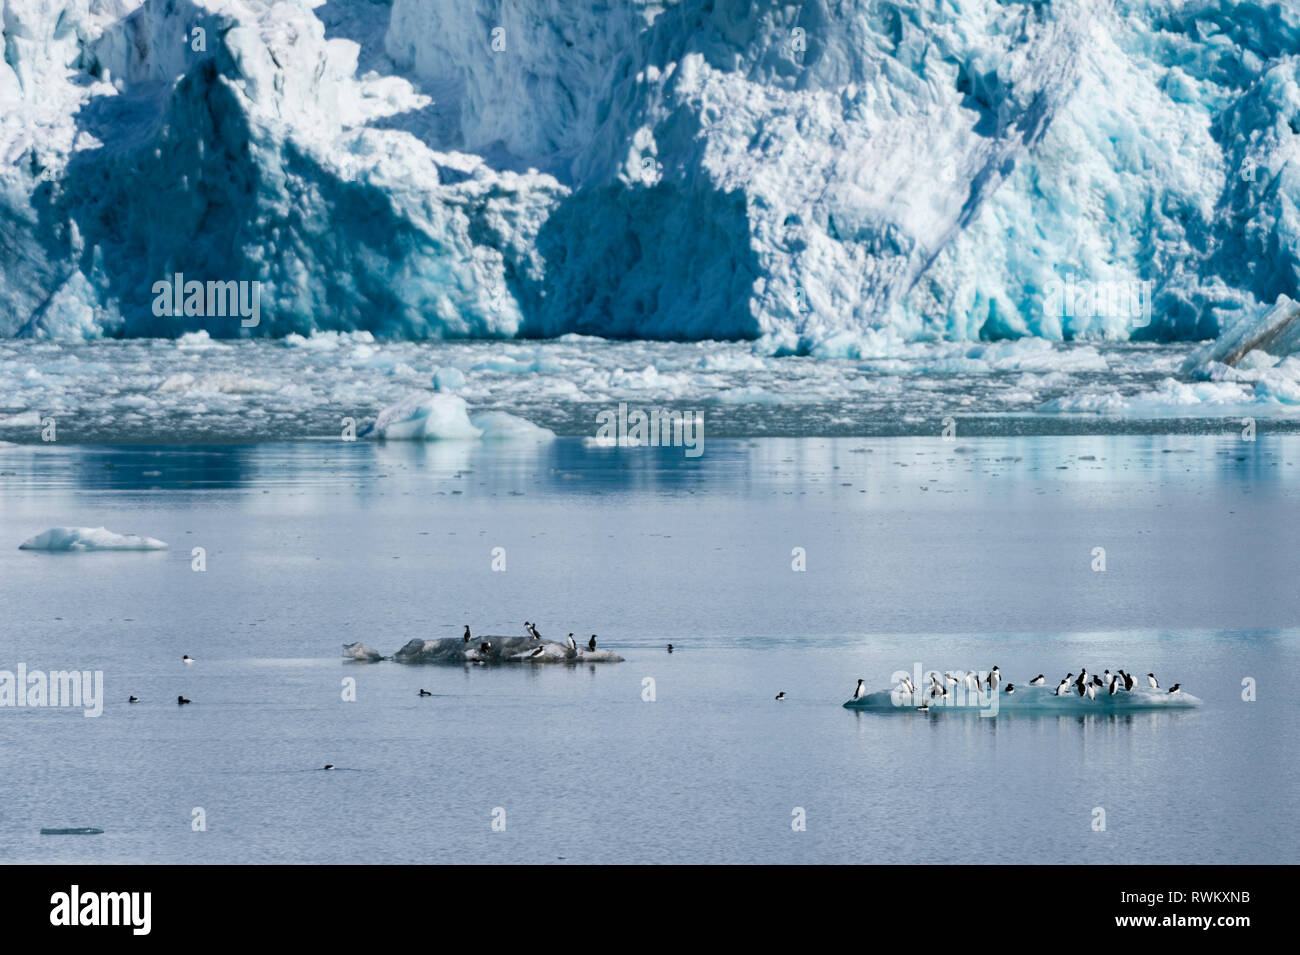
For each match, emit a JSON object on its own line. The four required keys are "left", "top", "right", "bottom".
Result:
{"left": 1, "top": 0, "right": 1298, "bottom": 351}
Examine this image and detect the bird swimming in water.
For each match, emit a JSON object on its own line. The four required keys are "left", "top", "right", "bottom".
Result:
{"left": 1028, "top": 674, "right": 1045, "bottom": 685}
{"left": 323, "top": 764, "right": 334, "bottom": 771}
{"left": 177, "top": 695, "right": 191, "bottom": 705}
{"left": 1147, "top": 673, "right": 1159, "bottom": 689}
{"left": 667, "top": 643, "right": 674, "bottom": 653}
{"left": 853, "top": 679, "right": 866, "bottom": 700}
{"left": 463, "top": 625, "right": 471, "bottom": 643}
{"left": 588, "top": 634, "right": 597, "bottom": 651}
{"left": 566, "top": 632, "right": 577, "bottom": 651}
{"left": 418, "top": 689, "right": 431, "bottom": 696}
{"left": 1004, "top": 684, "right": 1015, "bottom": 694}
{"left": 128, "top": 696, "right": 139, "bottom": 703}
{"left": 917, "top": 702, "right": 930, "bottom": 712}
{"left": 775, "top": 691, "right": 785, "bottom": 701}
{"left": 182, "top": 655, "right": 194, "bottom": 664}
{"left": 1168, "top": 683, "right": 1181, "bottom": 694}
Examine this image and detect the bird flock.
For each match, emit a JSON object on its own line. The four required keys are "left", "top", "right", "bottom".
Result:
{"left": 848, "top": 666, "right": 1184, "bottom": 711}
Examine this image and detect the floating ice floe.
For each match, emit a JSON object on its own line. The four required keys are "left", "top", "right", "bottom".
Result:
{"left": 392, "top": 636, "right": 623, "bottom": 665}
{"left": 844, "top": 683, "right": 1200, "bottom": 712}
{"left": 341, "top": 642, "right": 384, "bottom": 662}
{"left": 362, "top": 391, "right": 553, "bottom": 441}
{"left": 19, "top": 527, "right": 168, "bottom": 551}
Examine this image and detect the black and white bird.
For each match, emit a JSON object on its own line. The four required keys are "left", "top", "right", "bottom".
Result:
{"left": 528, "top": 645, "right": 545, "bottom": 659}
{"left": 1092, "top": 674, "right": 1104, "bottom": 687}
{"left": 775, "top": 691, "right": 786, "bottom": 701}
{"left": 323, "top": 764, "right": 334, "bottom": 771}
{"left": 128, "top": 696, "right": 139, "bottom": 703}
{"left": 182, "top": 655, "right": 194, "bottom": 664}
{"left": 964, "top": 671, "right": 981, "bottom": 693}
{"left": 986, "top": 666, "right": 1000, "bottom": 691}
{"left": 1028, "top": 674, "right": 1045, "bottom": 686}
{"left": 1004, "top": 684, "right": 1015, "bottom": 695}
{"left": 853, "top": 679, "right": 867, "bottom": 700}
{"left": 177, "top": 695, "right": 191, "bottom": 705}
{"left": 1075, "top": 669, "right": 1088, "bottom": 694}
{"left": 418, "top": 689, "right": 431, "bottom": 696}
{"left": 900, "top": 675, "right": 916, "bottom": 695}
{"left": 917, "top": 702, "right": 930, "bottom": 712}
{"left": 1147, "top": 673, "right": 1159, "bottom": 689}
{"left": 588, "top": 635, "right": 597, "bottom": 651}
{"left": 1168, "top": 683, "right": 1181, "bottom": 694}
{"left": 529, "top": 622, "right": 542, "bottom": 640}
{"left": 566, "top": 632, "right": 577, "bottom": 651}
{"left": 945, "top": 672, "right": 960, "bottom": 687}
{"left": 1086, "top": 683, "right": 1097, "bottom": 700}
{"left": 479, "top": 641, "right": 491, "bottom": 653}
{"left": 463, "top": 625, "right": 471, "bottom": 643}
{"left": 1103, "top": 669, "right": 1113, "bottom": 686}
{"left": 667, "top": 643, "right": 674, "bottom": 653}
{"left": 1121, "top": 670, "right": 1135, "bottom": 691}
{"left": 1056, "top": 675, "right": 1073, "bottom": 696}
{"left": 1108, "top": 678, "right": 1119, "bottom": 696}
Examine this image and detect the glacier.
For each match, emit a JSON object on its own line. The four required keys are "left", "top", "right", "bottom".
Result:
{"left": 2, "top": 0, "right": 1299, "bottom": 353}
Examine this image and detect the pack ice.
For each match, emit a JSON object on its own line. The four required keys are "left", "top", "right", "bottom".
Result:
{"left": 2, "top": 1, "right": 1299, "bottom": 353}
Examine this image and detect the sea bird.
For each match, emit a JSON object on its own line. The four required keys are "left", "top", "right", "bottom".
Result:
{"left": 1147, "top": 673, "right": 1159, "bottom": 689}
{"left": 1005, "top": 684, "right": 1015, "bottom": 695}
{"left": 1108, "top": 679, "right": 1119, "bottom": 696}
{"left": 323, "top": 765, "right": 334, "bottom": 771}
{"left": 1168, "top": 683, "right": 1181, "bottom": 694}
{"left": 566, "top": 632, "right": 577, "bottom": 651}
{"left": 418, "top": 689, "right": 431, "bottom": 697}
{"left": 1028, "top": 674, "right": 1045, "bottom": 686}
{"left": 986, "top": 666, "right": 1000, "bottom": 692}
{"left": 853, "top": 679, "right": 866, "bottom": 700}
{"left": 177, "top": 696, "right": 191, "bottom": 705}
{"left": 182, "top": 655, "right": 194, "bottom": 664}
{"left": 528, "top": 645, "right": 545, "bottom": 659}
{"left": 775, "top": 692, "right": 785, "bottom": 701}
{"left": 667, "top": 644, "right": 674, "bottom": 653}
{"left": 463, "top": 626, "right": 471, "bottom": 643}
{"left": 588, "top": 635, "right": 597, "bottom": 651}
{"left": 128, "top": 696, "right": 139, "bottom": 703}
{"left": 1056, "top": 675, "right": 1072, "bottom": 696}
{"left": 1121, "top": 671, "right": 1135, "bottom": 691}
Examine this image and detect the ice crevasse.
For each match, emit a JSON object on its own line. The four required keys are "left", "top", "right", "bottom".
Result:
{"left": 1, "top": 0, "right": 1299, "bottom": 353}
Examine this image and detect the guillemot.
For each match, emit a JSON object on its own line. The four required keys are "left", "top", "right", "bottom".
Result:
{"left": 1028, "top": 674, "right": 1045, "bottom": 685}
{"left": 1168, "top": 683, "right": 1181, "bottom": 694}
{"left": 986, "top": 666, "right": 1000, "bottom": 691}
{"left": 566, "top": 633, "right": 577, "bottom": 651}
{"left": 775, "top": 691, "right": 785, "bottom": 701}
{"left": 588, "top": 635, "right": 597, "bottom": 651}
{"left": 1147, "top": 673, "right": 1159, "bottom": 689}
{"left": 1055, "top": 675, "right": 1072, "bottom": 696}
{"left": 128, "top": 696, "right": 139, "bottom": 703}
{"left": 464, "top": 625, "right": 471, "bottom": 643}
{"left": 418, "top": 689, "right": 431, "bottom": 696}
{"left": 182, "top": 655, "right": 194, "bottom": 664}
{"left": 1004, "top": 684, "right": 1015, "bottom": 694}
{"left": 176, "top": 695, "right": 191, "bottom": 705}
{"left": 853, "top": 679, "right": 866, "bottom": 700}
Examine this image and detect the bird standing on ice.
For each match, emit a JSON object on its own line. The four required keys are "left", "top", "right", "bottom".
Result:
{"left": 986, "top": 666, "right": 1000, "bottom": 692}
{"left": 1147, "top": 673, "right": 1159, "bottom": 689}
{"left": 528, "top": 645, "right": 545, "bottom": 659}
{"left": 1168, "top": 683, "right": 1181, "bottom": 694}
{"left": 1108, "top": 678, "right": 1119, "bottom": 696}
{"left": 1086, "top": 683, "right": 1097, "bottom": 700}
{"left": 1028, "top": 674, "right": 1045, "bottom": 685}
{"left": 1056, "top": 676, "right": 1072, "bottom": 696}
{"left": 566, "top": 633, "right": 577, "bottom": 651}
{"left": 853, "top": 679, "right": 866, "bottom": 700}
{"left": 900, "top": 675, "right": 916, "bottom": 695}
{"left": 1122, "top": 670, "right": 1135, "bottom": 691}
{"left": 588, "top": 635, "right": 597, "bottom": 651}
{"left": 463, "top": 625, "right": 471, "bottom": 643}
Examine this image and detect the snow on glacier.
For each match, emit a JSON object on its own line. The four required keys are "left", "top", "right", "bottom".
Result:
{"left": 1, "top": 0, "right": 1299, "bottom": 351}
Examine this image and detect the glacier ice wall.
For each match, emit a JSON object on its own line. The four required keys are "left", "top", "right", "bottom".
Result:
{"left": 2, "top": 0, "right": 1299, "bottom": 350}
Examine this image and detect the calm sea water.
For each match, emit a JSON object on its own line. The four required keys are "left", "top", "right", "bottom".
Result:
{"left": 1, "top": 435, "right": 1297, "bottom": 863}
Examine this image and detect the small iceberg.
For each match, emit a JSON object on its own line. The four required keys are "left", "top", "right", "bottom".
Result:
{"left": 362, "top": 392, "right": 553, "bottom": 442}
{"left": 19, "top": 527, "right": 168, "bottom": 551}
{"left": 40, "top": 827, "right": 104, "bottom": 835}
{"left": 392, "top": 636, "right": 623, "bottom": 665}
{"left": 844, "top": 683, "right": 1201, "bottom": 713}
{"left": 342, "top": 642, "right": 384, "bottom": 662}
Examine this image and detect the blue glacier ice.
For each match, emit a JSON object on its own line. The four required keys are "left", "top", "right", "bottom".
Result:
{"left": 2, "top": 0, "right": 1299, "bottom": 353}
